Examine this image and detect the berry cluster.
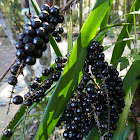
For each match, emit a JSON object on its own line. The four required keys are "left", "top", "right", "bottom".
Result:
{"left": 55, "top": 41, "right": 125, "bottom": 140}
{"left": 4, "top": 56, "right": 67, "bottom": 138}
{"left": 12, "top": 56, "right": 67, "bottom": 107}
{"left": 8, "top": 4, "right": 64, "bottom": 89}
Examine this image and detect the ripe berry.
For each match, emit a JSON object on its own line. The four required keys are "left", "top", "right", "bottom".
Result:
{"left": 23, "top": 35, "right": 33, "bottom": 44}
{"left": 30, "top": 81, "right": 39, "bottom": 89}
{"left": 92, "top": 41, "right": 99, "bottom": 47}
{"left": 41, "top": 4, "right": 50, "bottom": 12}
{"left": 16, "top": 49, "right": 26, "bottom": 60}
{"left": 31, "top": 18, "right": 42, "bottom": 29}
{"left": 55, "top": 63, "right": 63, "bottom": 70}
{"left": 25, "top": 99, "right": 32, "bottom": 106}
{"left": 33, "top": 37, "right": 43, "bottom": 49}
{"left": 49, "top": 23, "right": 55, "bottom": 33}
{"left": 42, "top": 68, "right": 50, "bottom": 76}
{"left": 34, "top": 49, "right": 43, "bottom": 58}
{"left": 8, "top": 76, "right": 17, "bottom": 85}
{"left": 13, "top": 95, "right": 23, "bottom": 105}
{"left": 15, "top": 41, "right": 24, "bottom": 50}
{"left": 30, "top": 15, "right": 38, "bottom": 21}
{"left": 50, "top": 16, "right": 58, "bottom": 26}
{"left": 24, "top": 43, "right": 36, "bottom": 55}
{"left": 36, "top": 27, "right": 46, "bottom": 38}
{"left": 55, "top": 35, "right": 61, "bottom": 42}
{"left": 34, "top": 76, "right": 41, "bottom": 83}
{"left": 50, "top": 6, "right": 59, "bottom": 17}
{"left": 24, "top": 22, "right": 31, "bottom": 29}
{"left": 48, "top": 67, "right": 54, "bottom": 73}
{"left": 57, "top": 27, "right": 64, "bottom": 34}
{"left": 39, "top": 11, "right": 50, "bottom": 22}
{"left": 25, "top": 56, "right": 36, "bottom": 65}
{"left": 86, "top": 84, "right": 94, "bottom": 94}
{"left": 52, "top": 30, "right": 58, "bottom": 37}
{"left": 10, "top": 65, "right": 19, "bottom": 75}
{"left": 24, "top": 26, "right": 35, "bottom": 37}
{"left": 55, "top": 56, "right": 62, "bottom": 63}
{"left": 18, "top": 33, "right": 25, "bottom": 41}
{"left": 58, "top": 14, "right": 64, "bottom": 23}
{"left": 4, "top": 129, "right": 13, "bottom": 137}
{"left": 42, "top": 22, "right": 51, "bottom": 34}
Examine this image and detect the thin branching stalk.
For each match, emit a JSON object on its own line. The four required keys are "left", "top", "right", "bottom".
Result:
{"left": 100, "top": 74, "right": 110, "bottom": 135}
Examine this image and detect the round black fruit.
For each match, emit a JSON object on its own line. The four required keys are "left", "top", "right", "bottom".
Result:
{"left": 8, "top": 76, "right": 17, "bottom": 85}
{"left": 15, "top": 41, "right": 24, "bottom": 50}
{"left": 10, "top": 65, "right": 19, "bottom": 75}
{"left": 50, "top": 6, "right": 59, "bottom": 17}
{"left": 58, "top": 15, "right": 64, "bottom": 23}
{"left": 4, "top": 129, "right": 13, "bottom": 137}
{"left": 25, "top": 56, "right": 36, "bottom": 65}
{"left": 39, "top": 10, "right": 50, "bottom": 22}
{"left": 57, "top": 27, "right": 63, "bottom": 34}
{"left": 25, "top": 99, "right": 32, "bottom": 106}
{"left": 18, "top": 33, "right": 25, "bottom": 41}
{"left": 41, "top": 4, "right": 50, "bottom": 12}
{"left": 13, "top": 95, "right": 23, "bottom": 105}
{"left": 55, "top": 36, "right": 61, "bottom": 42}
{"left": 16, "top": 49, "right": 26, "bottom": 60}
{"left": 31, "top": 18, "right": 42, "bottom": 29}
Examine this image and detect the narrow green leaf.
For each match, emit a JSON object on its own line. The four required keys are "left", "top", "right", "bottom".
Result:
{"left": 136, "top": 120, "right": 140, "bottom": 140}
{"left": 122, "top": 120, "right": 134, "bottom": 140}
{"left": 35, "top": 0, "right": 114, "bottom": 139}
{"left": 123, "top": 60, "right": 140, "bottom": 93}
{"left": 49, "top": 35, "right": 63, "bottom": 57}
{"left": 86, "top": 125, "right": 99, "bottom": 140}
{"left": 30, "top": 0, "right": 40, "bottom": 16}
{"left": 134, "top": 54, "right": 140, "bottom": 61}
{"left": 99, "top": 9, "right": 110, "bottom": 44}
{"left": 110, "top": 0, "right": 140, "bottom": 68}
{"left": 111, "top": 80, "right": 140, "bottom": 140}
{"left": 67, "top": 16, "right": 73, "bottom": 53}
{"left": 120, "top": 57, "right": 129, "bottom": 71}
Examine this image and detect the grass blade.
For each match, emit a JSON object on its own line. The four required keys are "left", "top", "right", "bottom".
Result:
{"left": 30, "top": 0, "right": 40, "bottom": 16}
{"left": 110, "top": 0, "right": 140, "bottom": 68}
{"left": 49, "top": 35, "right": 63, "bottom": 57}
{"left": 67, "top": 16, "right": 73, "bottom": 53}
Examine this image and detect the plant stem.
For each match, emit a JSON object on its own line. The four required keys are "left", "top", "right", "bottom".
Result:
{"left": 100, "top": 74, "right": 110, "bottom": 135}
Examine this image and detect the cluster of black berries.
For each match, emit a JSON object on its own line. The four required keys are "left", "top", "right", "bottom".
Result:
{"left": 12, "top": 56, "right": 67, "bottom": 107}
{"left": 56, "top": 41, "right": 125, "bottom": 140}
{"left": 4, "top": 56, "right": 67, "bottom": 138}
{"left": 7, "top": 4, "right": 64, "bottom": 94}
{"left": 16, "top": 4, "right": 64, "bottom": 66}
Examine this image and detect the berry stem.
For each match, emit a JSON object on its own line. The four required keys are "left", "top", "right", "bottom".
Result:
{"left": 90, "top": 77, "right": 100, "bottom": 89}
{"left": 0, "top": 57, "right": 17, "bottom": 83}
{"left": 91, "top": 105, "right": 103, "bottom": 140}
{"left": 100, "top": 74, "right": 110, "bottom": 135}
{"left": 7, "top": 62, "right": 24, "bottom": 114}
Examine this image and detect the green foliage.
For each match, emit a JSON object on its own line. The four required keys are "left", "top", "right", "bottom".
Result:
{"left": 119, "top": 57, "right": 129, "bottom": 71}
{"left": 111, "top": 0, "right": 140, "bottom": 68}
{"left": 1, "top": 0, "right": 140, "bottom": 139}
{"left": 35, "top": 0, "right": 114, "bottom": 139}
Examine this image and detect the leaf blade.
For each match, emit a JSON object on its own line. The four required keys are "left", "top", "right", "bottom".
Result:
{"left": 49, "top": 35, "right": 63, "bottom": 57}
